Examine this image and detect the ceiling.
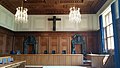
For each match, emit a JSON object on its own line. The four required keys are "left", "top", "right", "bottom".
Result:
{"left": 0, "top": 0, "right": 107, "bottom": 15}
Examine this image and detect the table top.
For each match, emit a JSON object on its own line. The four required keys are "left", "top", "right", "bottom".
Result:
{"left": 87, "top": 54, "right": 109, "bottom": 56}
{"left": 0, "top": 60, "right": 26, "bottom": 68}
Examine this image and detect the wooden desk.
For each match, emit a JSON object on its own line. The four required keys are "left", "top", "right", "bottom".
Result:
{"left": 0, "top": 61, "right": 26, "bottom": 68}
{"left": 11, "top": 54, "right": 83, "bottom": 66}
{"left": 88, "top": 54, "right": 109, "bottom": 68}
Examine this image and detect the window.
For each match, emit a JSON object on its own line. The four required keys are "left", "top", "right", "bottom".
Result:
{"left": 103, "top": 11, "right": 114, "bottom": 51}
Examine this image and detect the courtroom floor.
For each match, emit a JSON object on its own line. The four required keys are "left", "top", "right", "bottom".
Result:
{"left": 43, "top": 66, "right": 91, "bottom": 68}
{"left": 26, "top": 66, "right": 91, "bottom": 68}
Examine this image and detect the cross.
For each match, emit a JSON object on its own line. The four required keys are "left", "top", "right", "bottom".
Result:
{"left": 48, "top": 16, "right": 61, "bottom": 31}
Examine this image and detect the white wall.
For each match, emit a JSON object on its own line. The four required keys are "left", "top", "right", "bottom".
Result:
{"left": 15, "top": 14, "right": 98, "bottom": 31}
{"left": 0, "top": 5, "right": 98, "bottom": 31}
{"left": 0, "top": 5, "right": 15, "bottom": 31}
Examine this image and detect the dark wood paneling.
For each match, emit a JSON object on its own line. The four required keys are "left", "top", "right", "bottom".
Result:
{"left": 0, "top": 26, "right": 100, "bottom": 54}
{"left": 13, "top": 31, "right": 100, "bottom": 54}
{"left": 13, "top": 36, "right": 24, "bottom": 53}
{"left": 87, "top": 36, "right": 99, "bottom": 53}
{"left": 49, "top": 37, "right": 59, "bottom": 54}
{"left": 0, "top": 26, "right": 14, "bottom": 54}
{"left": 39, "top": 37, "right": 49, "bottom": 54}
{"left": 6, "top": 35, "right": 13, "bottom": 54}
{"left": 0, "top": 33, "right": 6, "bottom": 54}
{"left": 59, "top": 37, "right": 70, "bottom": 54}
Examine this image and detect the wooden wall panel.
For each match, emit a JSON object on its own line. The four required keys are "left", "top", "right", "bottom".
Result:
{"left": 0, "top": 33, "right": 6, "bottom": 54}
{"left": 53, "top": 55, "right": 59, "bottom": 65}
{"left": 66, "top": 55, "right": 72, "bottom": 65}
{"left": 42, "top": 55, "right": 49, "bottom": 65}
{"left": 14, "top": 36, "right": 24, "bottom": 53}
{"left": 25, "top": 55, "right": 33, "bottom": 65}
{"left": 59, "top": 37, "right": 70, "bottom": 54}
{"left": 71, "top": 55, "right": 83, "bottom": 66}
{"left": 13, "top": 31, "right": 99, "bottom": 54}
{"left": 48, "top": 55, "right": 54, "bottom": 65}
{"left": 49, "top": 37, "right": 59, "bottom": 54}
{"left": 38, "top": 55, "right": 43, "bottom": 65}
{"left": 86, "top": 35, "right": 99, "bottom": 53}
{"left": 0, "top": 26, "right": 14, "bottom": 54}
{"left": 0, "top": 26, "right": 100, "bottom": 54}
{"left": 6, "top": 35, "right": 13, "bottom": 54}
{"left": 39, "top": 37, "right": 49, "bottom": 54}
{"left": 59, "top": 55, "right": 66, "bottom": 65}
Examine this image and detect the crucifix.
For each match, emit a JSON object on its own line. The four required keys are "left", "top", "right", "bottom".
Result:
{"left": 48, "top": 16, "right": 61, "bottom": 31}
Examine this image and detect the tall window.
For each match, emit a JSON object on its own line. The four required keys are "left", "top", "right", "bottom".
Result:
{"left": 103, "top": 11, "right": 114, "bottom": 52}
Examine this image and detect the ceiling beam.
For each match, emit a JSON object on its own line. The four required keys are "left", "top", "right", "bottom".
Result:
{"left": 0, "top": 0, "right": 3, "bottom": 4}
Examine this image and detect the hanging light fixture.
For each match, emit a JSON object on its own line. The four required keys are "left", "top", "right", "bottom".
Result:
{"left": 15, "top": 0, "right": 28, "bottom": 23}
{"left": 69, "top": 1, "right": 81, "bottom": 23}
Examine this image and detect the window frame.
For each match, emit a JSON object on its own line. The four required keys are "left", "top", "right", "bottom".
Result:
{"left": 103, "top": 11, "right": 114, "bottom": 52}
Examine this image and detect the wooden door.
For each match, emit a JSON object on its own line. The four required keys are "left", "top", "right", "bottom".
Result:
{"left": 28, "top": 44, "right": 33, "bottom": 54}
{"left": 75, "top": 44, "right": 82, "bottom": 54}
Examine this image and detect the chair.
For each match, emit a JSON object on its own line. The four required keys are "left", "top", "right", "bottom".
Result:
{"left": 16, "top": 50, "right": 21, "bottom": 54}
{"left": 8, "top": 57, "right": 11, "bottom": 62}
{"left": 2, "top": 58, "right": 7, "bottom": 64}
{"left": 44, "top": 50, "right": 48, "bottom": 54}
{"left": 0, "top": 58, "right": 2, "bottom": 64}
{"left": 62, "top": 50, "right": 66, "bottom": 54}
{"left": 10, "top": 50, "right": 15, "bottom": 54}
{"left": 52, "top": 50, "right": 55, "bottom": 54}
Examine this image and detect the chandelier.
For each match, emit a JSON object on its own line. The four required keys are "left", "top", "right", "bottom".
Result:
{"left": 15, "top": 0, "right": 28, "bottom": 23}
{"left": 69, "top": 7, "right": 81, "bottom": 23}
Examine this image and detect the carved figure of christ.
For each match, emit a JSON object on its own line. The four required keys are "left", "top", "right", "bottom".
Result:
{"left": 48, "top": 16, "right": 61, "bottom": 31}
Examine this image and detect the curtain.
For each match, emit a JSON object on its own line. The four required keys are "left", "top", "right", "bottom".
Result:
{"left": 99, "top": 15, "right": 105, "bottom": 53}
{"left": 111, "top": 2, "right": 120, "bottom": 68}
{"left": 119, "top": 0, "right": 120, "bottom": 17}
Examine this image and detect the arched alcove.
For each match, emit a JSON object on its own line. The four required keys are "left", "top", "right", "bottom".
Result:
{"left": 23, "top": 35, "right": 37, "bottom": 54}
{"left": 71, "top": 34, "right": 86, "bottom": 55}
